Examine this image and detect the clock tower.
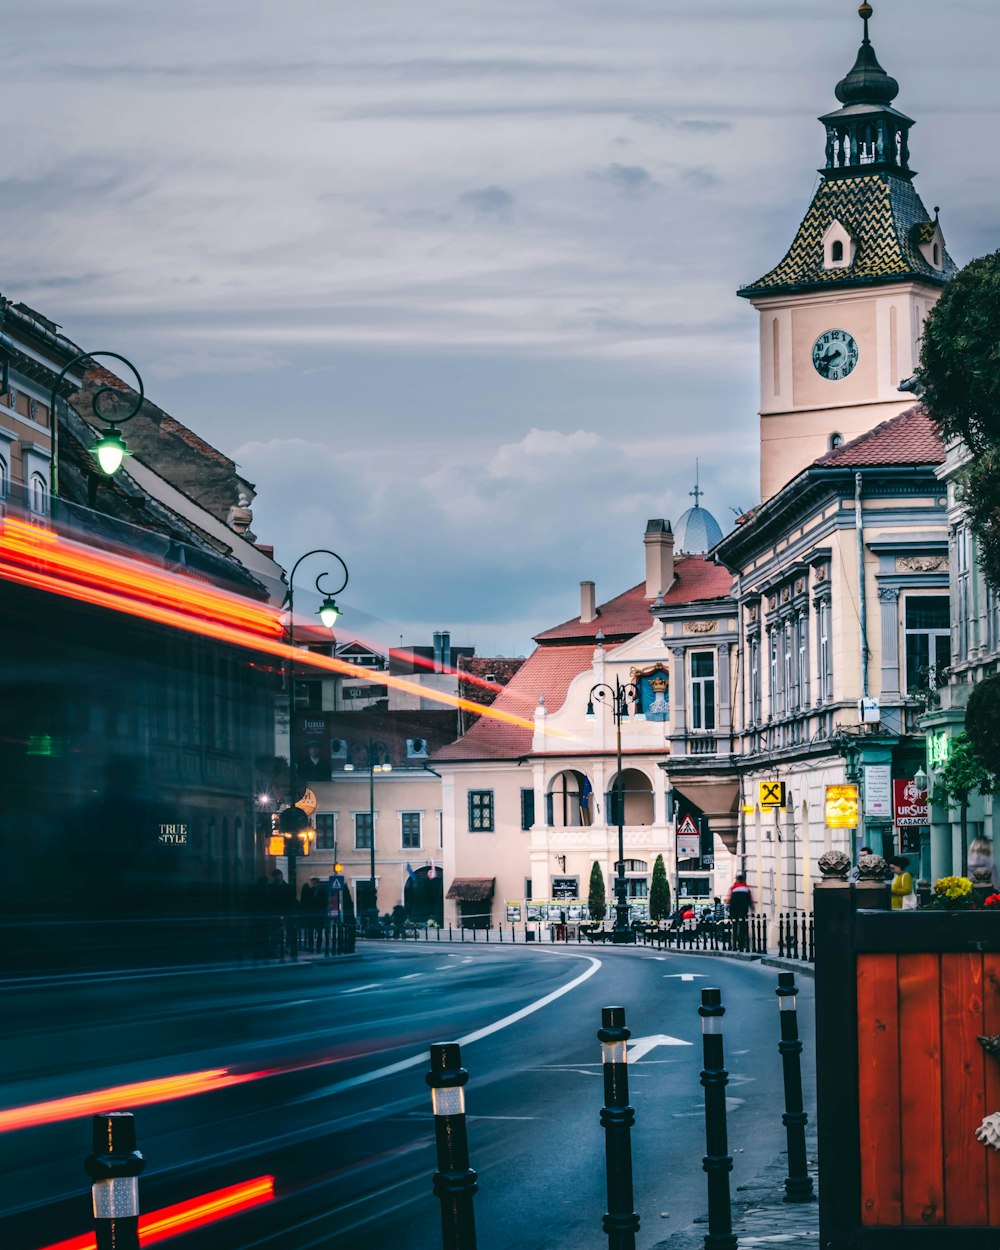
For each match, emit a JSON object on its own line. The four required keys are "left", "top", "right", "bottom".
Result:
{"left": 739, "top": 2, "right": 955, "bottom": 500}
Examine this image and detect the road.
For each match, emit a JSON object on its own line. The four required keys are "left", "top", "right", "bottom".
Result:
{"left": 0, "top": 941, "right": 815, "bottom": 1250}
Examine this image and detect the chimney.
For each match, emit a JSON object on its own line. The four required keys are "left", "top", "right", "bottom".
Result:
{"left": 432, "top": 631, "right": 443, "bottom": 672}
{"left": 644, "top": 519, "right": 675, "bottom": 599}
{"left": 440, "top": 630, "right": 452, "bottom": 672}
{"left": 580, "top": 581, "right": 597, "bottom": 623}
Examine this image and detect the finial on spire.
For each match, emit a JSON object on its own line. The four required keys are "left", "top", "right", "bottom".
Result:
{"left": 689, "top": 459, "right": 704, "bottom": 508}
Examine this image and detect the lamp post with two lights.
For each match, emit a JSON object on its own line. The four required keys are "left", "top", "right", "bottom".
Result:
{"left": 586, "top": 676, "right": 643, "bottom": 944}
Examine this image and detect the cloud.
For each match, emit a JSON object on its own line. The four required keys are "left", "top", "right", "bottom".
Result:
{"left": 592, "top": 163, "right": 660, "bottom": 197}
{"left": 457, "top": 185, "right": 515, "bottom": 220}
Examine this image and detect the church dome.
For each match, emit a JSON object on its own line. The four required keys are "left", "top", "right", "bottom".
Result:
{"left": 675, "top": 505, "right": 723, "bottom": 556}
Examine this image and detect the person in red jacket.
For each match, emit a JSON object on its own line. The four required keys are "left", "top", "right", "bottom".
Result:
{"left": 726, "top": 873, "right": 754, "bottom": 951}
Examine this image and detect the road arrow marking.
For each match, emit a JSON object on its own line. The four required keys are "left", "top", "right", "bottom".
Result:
{"left": 663, "top": 973, "right": 708, "bottom": 982}
{"left": 627, "top": 1034, "right": 693, "bottom": 1062}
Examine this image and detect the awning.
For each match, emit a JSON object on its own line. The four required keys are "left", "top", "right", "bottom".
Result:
{"left": 446, "top": 877, "right": 496, "bottom": 902}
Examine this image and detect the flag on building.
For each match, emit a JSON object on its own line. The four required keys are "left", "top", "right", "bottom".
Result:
{"left": 406, "top": 863, "right": 417, "bottom": 882}
{"left": 580, "top": 777, "right": 593, "bottom": 812}
{"left": 428, "top": 860, "right": 437, "bottom": 879}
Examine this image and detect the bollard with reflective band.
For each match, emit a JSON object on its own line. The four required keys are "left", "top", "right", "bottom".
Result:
{"left": 776, "top": 972, "right": 816, "bottom": 1203}
{"left": 698, "top": 988, "right": 737, "bottom": 1250}
{"left": 426, "top": 1042, "right": 478, "bottom": 1250}
{"left": 85, "top": 1111, "right": 145, "bottom": 1250}
{"left": 598, "top": 1006, "right": 640, "bottom": 1249}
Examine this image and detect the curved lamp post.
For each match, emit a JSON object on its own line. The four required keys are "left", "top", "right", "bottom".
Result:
{"left": 49, "top": 351, "right": 145, "bottom": 494}
{"left": 282, "top": 549, "right": 349, "bottom": 923}
{"left": 587, "top": 677, "right": 643, "bottom": 944}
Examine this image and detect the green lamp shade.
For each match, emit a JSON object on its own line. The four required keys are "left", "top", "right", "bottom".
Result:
{"left": 317, "top": 596, "right": 341, "bottom": 629}
{"left": 90, "top": 427, "right": 131, "bottom": 476}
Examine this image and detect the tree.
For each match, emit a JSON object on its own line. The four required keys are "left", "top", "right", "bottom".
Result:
{"left": 920, "top": 249, "right": 1000, "bottom": 455}
{"left": 588, "top": 861, "right": 607, "bottom": 922}
{"left": 921, "top": 250, "right": 1000, "bottom": 589}
{"left": 933, "top": 732, "right": 997, "bottom": 877}
{"left": 649, "top": 853, "right": 671, "bottom": 921}
{"left": 965, "top": 673, "right": 1000, "bottom": 764}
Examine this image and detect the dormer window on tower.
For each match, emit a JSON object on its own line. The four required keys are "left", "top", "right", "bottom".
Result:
{"left": 822, "top": 221, "right": 856, "bottom": 270}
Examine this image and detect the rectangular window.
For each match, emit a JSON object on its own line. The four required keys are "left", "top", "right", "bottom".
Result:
{"left": 750, "top": 636, "right": 761, "bottom": 724}
{"left": 818, "top": 601, "right": 832, "bottom": 702}
{"left": 354, "top": 812, "right": 372, "bottom": 850}
{"left": 798, "top": 614, "right": 810, "bottom": 707}
{"left": 905, "top": 596, "right": 952, "bottom": 693}
{"left": 770, "top": 630, "right": 781, "bottom": 716}
{"left": 468, "top": 790, "right": 494, "bottom": 832}
{"left": 401, "top": 811, "right": 421, "bottom": 849}
{"left": 520, "top": 788, "right": 535, "bottom": 831}
{"left": 784, "top": 621, "right": 795, "bottom": 710}
{"left": 690, "top": 651, "right": 716, "bottom": 730}
{"left": 315, "top": 812, "right": 336, "bottom": 851}
{"left": 956, "top": 527, "right": 972, "bottom": 661}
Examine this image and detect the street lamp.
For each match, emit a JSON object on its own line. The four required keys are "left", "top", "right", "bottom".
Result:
{"left": 586, "top": 677, "right": 643, "bottom": 944}
{"left": 49, "top": 351, "right": 145, "bottom": 493}
{"left": 282, "top": 549, "right": 349, "bottom": 920}
{"left": 363, "top": 739, "right": 392, "bottom": 933}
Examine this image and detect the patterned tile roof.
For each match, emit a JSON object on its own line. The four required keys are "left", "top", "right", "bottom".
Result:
{"left": 813, "top": 405, "right": 944, "bottom": 468}
{"left": 739, "top": 173, "right": 955, "bottom": 298}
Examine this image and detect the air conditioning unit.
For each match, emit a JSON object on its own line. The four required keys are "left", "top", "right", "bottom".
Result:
{"left": 407, "top": 738, "right": 428, "bottom": 758}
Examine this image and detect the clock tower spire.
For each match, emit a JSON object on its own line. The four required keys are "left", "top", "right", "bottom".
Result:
{"left": 739, "top": 3, "right": 955, "bottom": 500}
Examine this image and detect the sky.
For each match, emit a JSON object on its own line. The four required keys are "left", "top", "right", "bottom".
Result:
{"left": 5, "top": 0, "right": 999, "bottom": 655}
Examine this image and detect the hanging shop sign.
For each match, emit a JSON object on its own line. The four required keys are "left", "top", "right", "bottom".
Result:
{"left": 894, "top": 778, "right": 929, "bottom": 827}
{"left": 759, "top": 781, "right": 786, "bottom": 810}
{"left": 864, "top": 765, "right": 892, "bottom": 818}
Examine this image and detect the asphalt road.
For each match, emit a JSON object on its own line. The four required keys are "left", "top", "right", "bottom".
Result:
{"left": 0, "top": 942, "right": 815, "bottom": 1250}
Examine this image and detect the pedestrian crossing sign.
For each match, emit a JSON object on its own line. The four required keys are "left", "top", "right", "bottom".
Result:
{"left": 759, "top": 781, "right": 786, "bottom": 809}
{"left": 676, "top": 813, "right": 699, "bottom": 836}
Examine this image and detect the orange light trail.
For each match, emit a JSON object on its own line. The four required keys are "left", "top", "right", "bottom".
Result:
{"left": 0, "top": 517, "right": 559, "bottom": 736}
{"left": 0, "top": 1068, "right": 267, "bottom": 1134}
{"left": 36, "top": 1175, "right": 275, "bottom": 1250}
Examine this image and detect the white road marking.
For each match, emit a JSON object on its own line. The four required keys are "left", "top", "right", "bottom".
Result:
{"left": 400, "top": 974, "right": 423, "bottom": 981}
{"left": 434, "top": 965, "right": 460, "bottom": 971}
{"left": 627, "top": 1034, "right": 694, "bottom": 1062}
{"left": 341, "top": 983, "right": 380, "bottom": 995}
{"left": 298, "top": 951, "right": 602, "bottom": 1100}
{"left": 663, "top": 973, "right": 708, "bottom": 982}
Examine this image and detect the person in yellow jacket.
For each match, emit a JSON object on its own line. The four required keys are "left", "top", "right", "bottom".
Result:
{"left": 889, "top": 856, "right": 914, "bottom": 910}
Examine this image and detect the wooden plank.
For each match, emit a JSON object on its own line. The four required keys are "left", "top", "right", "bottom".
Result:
{"left": 899, "top": 953, "right": 944, "bottom": 1226}
{"left": 941, "top": 952, "right": 987, "bottom": 1225}
{"left": 857, "top": 952, "right": 902, "bottom": 1225}
{"left": 984, "top": 954, "right": 1000, "bottom": 1225}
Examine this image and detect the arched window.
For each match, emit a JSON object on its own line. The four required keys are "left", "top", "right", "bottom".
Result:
{"left": 831, "top": 240, "right": 844, "bottom": 263}
{"left": 29, "top": 472, "right": 47, "bottom": 515}
{"left": 829, "top": 432, "right": 844, "bottom": 450}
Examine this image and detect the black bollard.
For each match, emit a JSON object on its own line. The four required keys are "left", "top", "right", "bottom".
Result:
{"left": 427, "top": 1042, "right": 478, "bottom": 1250}
{"left": 698, "top": 988, "right": 737, "bottom": 1250}
{"left": 598, "top": 1006, "right": 640, "bottom": 1249}
{"left": 775, "top": 972, "right": 816, "bottom": 1203}
{"left": 85, "top": 1112, "right": 145, "bottom": 1250}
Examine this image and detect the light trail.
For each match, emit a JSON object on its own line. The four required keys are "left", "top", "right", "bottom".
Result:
{"left": 36, "top": 1174, "right": 275, "bottom": 1250}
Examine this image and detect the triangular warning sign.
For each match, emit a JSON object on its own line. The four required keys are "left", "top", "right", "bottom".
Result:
{"left": 677, "top": 813, "right": 699, "bottom": 836}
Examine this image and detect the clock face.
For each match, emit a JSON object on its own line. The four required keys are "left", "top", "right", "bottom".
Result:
{"left": 812, "top": 329, "right": 859, "bottom": 381}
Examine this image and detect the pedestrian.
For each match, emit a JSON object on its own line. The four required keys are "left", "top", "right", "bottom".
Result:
{"left": 726, "top": 873, "right": 754, "bottom": 951}
{"left": 713, "top": 895, "right": 726, "bottom": 922}
{"left": 308, "top": 877, "right": 328, "bottom": 952}
{"left": 850, "top": 846, "right": 874, "bottom": 883}
{"left": 268, "top": 869, "right": 290, "bottom": 958}
{"left": 889, "top": 856, "right": 915, "bottom": 910}
{"left": 968, "top": 837, "right": 1000, "bottom": 890}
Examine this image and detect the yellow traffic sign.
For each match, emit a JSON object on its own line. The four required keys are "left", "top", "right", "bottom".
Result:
{"left": 759, "top": 781, "right": 786, "bottom": 809}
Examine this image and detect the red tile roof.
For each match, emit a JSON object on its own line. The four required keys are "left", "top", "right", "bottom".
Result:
{"left": 813, "top": 406, "right": 944, "bottom": 469}
{"left": 534, "top": 556, "right": 732, "bottom": 643}
{"left": 435, "top": 556, "right": 733, "bottom": 763}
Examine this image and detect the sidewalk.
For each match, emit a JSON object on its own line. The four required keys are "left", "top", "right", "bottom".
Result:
{"left": 651, "top": 1132, "right": 819, "bottom": 1249}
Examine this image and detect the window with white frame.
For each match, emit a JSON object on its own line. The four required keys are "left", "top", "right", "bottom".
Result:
{"left": 769, "top": 629, "right": 781, "bottom": 716}
{"left": 690, "top": 651, "right": 716, "bottom": 730}
{"left": 29, "top": 472, "right": 47, "bottom": 515}
{"left": 401, "top": 811, "right": 421, "bottom": 849}
{"left": 818, "top": 600, "right": 832, "bottom": 702}
{"left": 956, "top": 527, "right": 972, "bottom": 662}
{"left": 905, "top": 597, "right": 951, "bottom": 692}
{"left": 315, "top": 812, "right": 336, "bottom": 851}
{"left": 749, "top": 635, "right": 761, "bottom": 723}
{"left": 797, "top": 614, "right": 809, "bottom": 707}
{"left": 354, "top": 811, "right": 372, "bottom": 850}
{"left": 783, "top": 620, "right": 795, "bottom": 709}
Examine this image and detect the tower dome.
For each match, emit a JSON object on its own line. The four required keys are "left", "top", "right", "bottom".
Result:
{"left": 674, "top": 505, "right": 723, "bottom": 556}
